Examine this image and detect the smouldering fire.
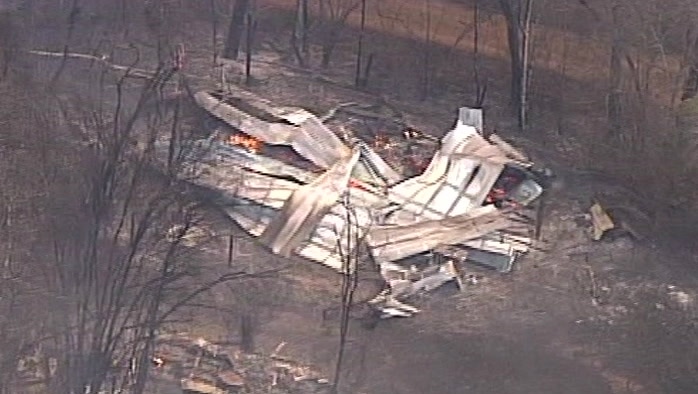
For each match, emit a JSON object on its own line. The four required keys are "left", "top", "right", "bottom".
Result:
{"left": 228, "top": 133, "right": 263, "bottom": 153}
{"left": 373, "top": 135, "right": 390, "bottom": 149}
{"left": 349, "top": 178, "right": 369, "bottom": 191}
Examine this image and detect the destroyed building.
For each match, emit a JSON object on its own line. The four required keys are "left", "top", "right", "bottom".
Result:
{"left": 161, "top": 88, "right": 549, "bottom": 318}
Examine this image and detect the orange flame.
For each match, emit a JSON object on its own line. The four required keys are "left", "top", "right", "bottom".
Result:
{"left": 349, "top": 179, "right": 368, "bottom": 191}
{"left": 228, "top": 134, "right": 262, "bottom": 153}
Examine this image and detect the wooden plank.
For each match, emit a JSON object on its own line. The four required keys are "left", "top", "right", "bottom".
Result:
{"left": 369, "top": 207, "right": 513, "bottom": 261}
{"left": 259, "top": 148, "right": 361, "bottom": 256}
{"left": 487, "top": 133, "right": 532, "bottom": 165}
{"left": 590, "top": 202, "right": 615, "bottom": 240}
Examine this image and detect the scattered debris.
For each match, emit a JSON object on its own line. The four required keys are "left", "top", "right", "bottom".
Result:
{"left": 464, "top": 274, "right": 481, "bottom": 285}
{"left": 166, "top": 225, "right": 211, "bottom": 247}
{"left": 586, "top": 265, "right": 603, "bottom": 306}
{"left": 161, "top": 87, "right": 549, "bottom": 318}
{"left": 667, "top": 285, "right": 694, "bottom": 311}
{"left": 217, "top": 370, "right": 245, "bottom": 389}
{"left": 153, "top": 333, "right": 328, "bottom": 394}
{"left": 181, "top": 377, "right": 226, "bottom": 394}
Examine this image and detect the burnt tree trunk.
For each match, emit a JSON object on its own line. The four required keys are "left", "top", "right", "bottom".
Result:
{"left": 319, "top": 0, "right": 361, "bottom": 69}
{"left": 240, "top": 313, "right": 255, "bottom": 353}
{"left": 608, "top": 3, "right": 623, "bottom": 137}
{"left": 501, "top": 0, "right": 522, "bottom": 105}
{"left": 555, "top": 7, "right": 570, "bottom": 135}
{"left": 498, "top": 0, "right": 534, "bottom": 131}
{"left": 681, "top": 65, "right": 698, "bottom": 101}
{"left": 473, "top": 0, "right": 486, "bottom": 106}
{"left": 678, "top": 22, "right": 698, "bottom": 103}
{"left": 321, "top": 27, "right": 340, "bottom": 68}
{"left": 223, "top": 0, "right": 250, "bottom": 60}
{"left": 245, "top": 13, "right": 254, "bottom": 84}
{"left": 354, "top": 0, "right": 367, "bottom": 87}
{"left": 421, "top": 0, "right": 433, "bottom": 100}
{"left": 291, "top": 0, "right": 309, "bottom": 66}
{"left": 210, "top": 0, "right": 219, "bottom": 65}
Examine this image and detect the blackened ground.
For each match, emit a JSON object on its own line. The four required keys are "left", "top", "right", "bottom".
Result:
{"left": 257, "top": 310, "right": 615, "bottom": 394}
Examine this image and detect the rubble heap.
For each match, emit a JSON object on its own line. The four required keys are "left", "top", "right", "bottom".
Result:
{"left": 157, "top": 87, "right": 550, "bottom": 318}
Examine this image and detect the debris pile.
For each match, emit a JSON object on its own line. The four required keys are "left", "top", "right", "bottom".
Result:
{"left": 160, "top": 87, "right": 550, "bottom": 318}
{"left": 153, "top": 334, "right": 329, "bottom": 394}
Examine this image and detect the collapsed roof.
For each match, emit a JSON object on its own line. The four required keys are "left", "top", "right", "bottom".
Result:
{"left": 168, "top": 88, "right": 547, "bottom": 317}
